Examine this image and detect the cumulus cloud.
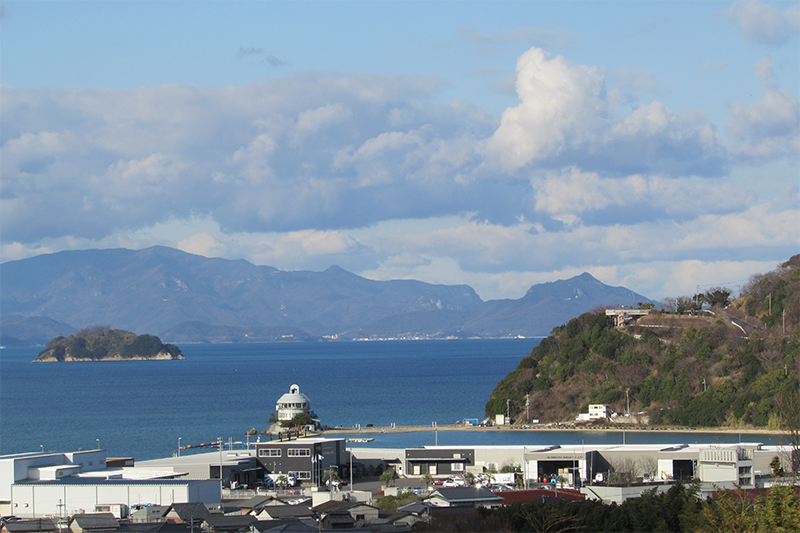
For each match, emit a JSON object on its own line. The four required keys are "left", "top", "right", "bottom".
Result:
{"left": 2, "top": 46, "right": 795, "bottom": 304}
{"left": 728, "top": 56, "right": 800, "bottom": 160}
{"left": 724, "top": 0, "right": 800, "bottom": 45}
{"left": 484, "top": 48, "right": 727, "bottom": 176}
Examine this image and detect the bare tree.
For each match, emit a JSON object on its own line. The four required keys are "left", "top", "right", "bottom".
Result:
{"left": 639, "top": 456, "right": 657, "bottom": 479}
{"left": 609, "top": 457, "right": 639, "bottom": 484}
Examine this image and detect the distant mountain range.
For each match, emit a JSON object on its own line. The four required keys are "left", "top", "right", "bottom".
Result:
{"left": 0, "top": 246, "right": 652, "bottom": 345}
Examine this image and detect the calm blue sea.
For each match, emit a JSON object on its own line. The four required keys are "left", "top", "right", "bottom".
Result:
{"left": 0, "top": 340, "right": 781, "bottom": 461}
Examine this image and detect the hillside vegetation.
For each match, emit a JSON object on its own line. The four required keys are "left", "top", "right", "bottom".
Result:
{"left": 486, "top": 256, "right": 800, "bottom": 429}
{"left": 35, "top": 326, "right": 183, "bottom": 362}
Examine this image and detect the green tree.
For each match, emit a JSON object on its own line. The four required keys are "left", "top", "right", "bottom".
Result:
{"left": 770, "top": 456, "right": 785, "bottom": 478}
{"left": 420, "top": 473, "right": 434, "bottom": 490}
{"left": 704, "top": 287, "right": 732, "bottom": 307}
{"left": 286, "top": 412, "right": 314, "bottom": 427}
{"left": 380, "top": 469, "right": 395, "bottom": 487}
{"left": 322, "top": 468, "right": 340, "bottom": 486}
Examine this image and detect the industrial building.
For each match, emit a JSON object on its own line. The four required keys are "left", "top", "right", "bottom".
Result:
{"left": 0, "top": 450, "right": 219, "bottom": 518}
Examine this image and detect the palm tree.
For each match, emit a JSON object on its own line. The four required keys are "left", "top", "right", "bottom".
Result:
{"left": 380, "top": 470, "right": 395, "bottom": 487}
{"left": 420, "top": 473, "right": 434, "bottom": 491}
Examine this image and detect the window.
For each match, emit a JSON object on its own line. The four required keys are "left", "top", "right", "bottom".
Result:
{"left": 451, "top": 463, "right": 464, "bottom": 472}
{"left": 289, "top": 471, "right": 311, "bottom": 480}
{"left": 259, "top": 449, "right": 281, "bottom": 457}
{"left": 429, "top": 464, "right": 437, "bottom": 475}
{"left": 288, "top": 448, "right": 310, "bottom": 457}
{"left": 413, "top": 464, "right": 421, "bottom": 475}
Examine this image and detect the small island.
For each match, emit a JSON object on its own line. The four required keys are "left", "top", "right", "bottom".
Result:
{"left": 35, "top": 326, "right": 184, "bottom": 362}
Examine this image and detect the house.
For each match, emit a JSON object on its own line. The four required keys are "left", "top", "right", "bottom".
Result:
{"left": 129, "top": 506, "right": 171, "bottom": 523}
{"left": 312, "top": 500, "right": 379, "bottom": 523}
{"left": 236, "top": 496, "right": 284, "bottom": 516}
{"left": 2, "top": 520, "right": 58, "bottom": 533}
{"left": 202, "top": 515, "right": 255, "bottom": 533}
{"left": 164, "top": 503, "right": 211, "bottom": 527}
{"left": 588, "top": 405, "right": 611, "bottom": 420}
{"left": 70, "top": 514, "right": 120, "bottom": 533}
{"left": 426, "top": 487, "right": 503, "bottom": 508}
{"left": 253, "top": 505, "right": 314, "bottom": 521}
{"left": 320, "top": 512, "right": 353, "bottom": 530}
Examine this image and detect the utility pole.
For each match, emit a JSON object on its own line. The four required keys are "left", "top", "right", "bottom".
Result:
{"left": 526, "top": 394, "right": 530, "bottom": 423}
{"left": 626, "top": 389, "right": 630, "bottom": 418}
{"left": 506, "top": 399, "right": 510, "bottom": 423}
{"left": 703, "top": 378, "right": 707, "bottom": 392}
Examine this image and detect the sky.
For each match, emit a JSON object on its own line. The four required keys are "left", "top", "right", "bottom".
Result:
{"left": 1, "top": 0, "right": 798, "bottom": 302}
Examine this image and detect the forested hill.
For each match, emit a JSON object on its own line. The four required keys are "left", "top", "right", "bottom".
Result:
{"left": 35, "top": 327, "right": 183, "bottom": 362}
{"left": 486, "top": 256, "right": 800, "bottom": 428}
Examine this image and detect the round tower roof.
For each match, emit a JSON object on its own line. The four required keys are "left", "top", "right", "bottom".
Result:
{"left": 277, "top": 384, "right": 310, "bottom": 404}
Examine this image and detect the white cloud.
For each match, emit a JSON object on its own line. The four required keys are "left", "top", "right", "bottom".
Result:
{"left": 724, "top": 1, "right": 800, "bottom": 46}
{"left": 485, "top": 47, "right": 726, "bottom": 176}
{"left": 729, "top": 76, "right": 800, "bottom": 160}
{"left": 295, "top": 103, "right": 351, "bottom": 138}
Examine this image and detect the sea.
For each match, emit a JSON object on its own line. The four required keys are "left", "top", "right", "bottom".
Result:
{"left": 0, "top": 340, "right": 783, "bottom": 461}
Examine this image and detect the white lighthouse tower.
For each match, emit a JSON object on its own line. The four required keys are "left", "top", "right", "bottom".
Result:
{"left": 275, "top": 384, "right": 311, "bottom": 422}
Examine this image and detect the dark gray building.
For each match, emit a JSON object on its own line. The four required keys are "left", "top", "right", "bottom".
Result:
{"left": 405, "top": 448, "right": 474, "bottom": 477}
{"left": 255, "top": 438, "right": 346, "bottom": 484}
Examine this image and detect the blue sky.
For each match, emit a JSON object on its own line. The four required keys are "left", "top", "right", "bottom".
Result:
{"left": 1, "top": 0, "right": 798, "bottom": 301}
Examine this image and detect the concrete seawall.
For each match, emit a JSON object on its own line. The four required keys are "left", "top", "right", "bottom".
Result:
{"left": 316, "top": 424, "right": 782, "bottom": 436}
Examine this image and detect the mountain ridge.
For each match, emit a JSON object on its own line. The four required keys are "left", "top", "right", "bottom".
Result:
{"left": 1, "top": 246, "right": 653, "bottom": 344}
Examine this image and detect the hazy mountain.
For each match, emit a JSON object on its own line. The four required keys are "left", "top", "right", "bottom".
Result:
{"left": 1, "top": 246, "right": 652, "bottom": 344}
{"left": 0, "top": 246, "right": 481, "bottom": 342}
{"left": 349, "top": 272, "right": 653, "bottom": 339}
{"left": 0, "top": 315, "right": 76, "bottom": 346}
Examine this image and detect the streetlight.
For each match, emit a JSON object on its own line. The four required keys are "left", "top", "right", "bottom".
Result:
{"left": 178, "top": 437, "right": 181, "bottom": 457}
{"left": 40, "top": 445, "right": 43, "bottom": 453}
{"left": 96, "top": 439, "right": 100, "bottom": 450}
{"left": 218, "top": 437, "right": 223, "bottom": 496}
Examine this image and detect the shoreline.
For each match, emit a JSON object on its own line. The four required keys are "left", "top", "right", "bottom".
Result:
{"left": 316, "top": 423, "right": 783, "bottom": 436}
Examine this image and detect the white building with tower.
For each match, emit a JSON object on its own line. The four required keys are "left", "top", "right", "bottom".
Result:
{"left": 276, "top": 384, "right": 311, "bottom": 421}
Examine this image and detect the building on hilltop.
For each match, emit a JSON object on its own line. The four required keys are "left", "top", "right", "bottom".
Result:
{"left": 276, "top": 384, "right": 311, "bottom": 422}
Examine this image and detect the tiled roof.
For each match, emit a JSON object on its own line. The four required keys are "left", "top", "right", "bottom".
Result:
{"left": 203, "top": 515, "right": 255, "bottom": 532}
{"left": 72, "top": 514, "right": 120, "bottom": 531}
{"left": 429, "top": 487, "right": 503, "bottom": 503}
{"left": 495, "top": 488, "right": 585, "bottom": 505}
{"left": 259, "top": 506, "right": 313, "bottom": 519}
{"left": 3, "top": 520, "right": 58, "bottom": 533}
{"left": 311, "top": 500, "right": 359, "bottom": 513}
{"left": 168, "top": 503, "right": 211, "bottom": 522}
